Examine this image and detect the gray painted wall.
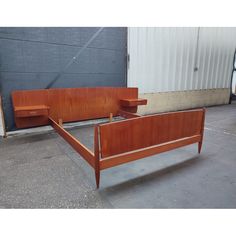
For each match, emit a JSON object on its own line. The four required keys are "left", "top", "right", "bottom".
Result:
{"left": 0, "top": 27, "right": 127, "bottom": 131}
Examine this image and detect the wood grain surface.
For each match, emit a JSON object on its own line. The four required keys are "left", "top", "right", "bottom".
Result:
{"left": 12, "top": 87, "right": 138, "bottom": 128}
{"left": 100, "top": 135, "right": 202, "bottom": 169}
{"left": 49, "top": 117, "right": 95, "bottom": 167}
{"left": 99, "top": 109, "right": 205, "bottom": 158}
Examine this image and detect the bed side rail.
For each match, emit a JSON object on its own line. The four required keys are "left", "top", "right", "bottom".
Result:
{"left": 49, "top": 117, "right": 95, "bottom": 168}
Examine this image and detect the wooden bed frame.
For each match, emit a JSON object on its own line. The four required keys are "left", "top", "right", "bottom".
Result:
{"left": 12, "top": 87, "right": 205, "bottom": 188}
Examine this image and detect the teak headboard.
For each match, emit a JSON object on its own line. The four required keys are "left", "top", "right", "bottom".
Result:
{"left": 12, "top": 87, "right": 139, "bottom": 129}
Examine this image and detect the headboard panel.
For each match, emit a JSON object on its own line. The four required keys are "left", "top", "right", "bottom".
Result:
{"left": 99, "top": 109, "right": 205, "bottom": 158}
{"left": 12, "top": 87, "right": 138, "bottom": 128}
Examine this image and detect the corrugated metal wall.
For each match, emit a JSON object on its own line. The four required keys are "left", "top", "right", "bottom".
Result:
{"left": 128, "top": 27, "right": 236, "bottom": 93}
{"left": 0, "top": 27, "right": 127, "bottom": 131}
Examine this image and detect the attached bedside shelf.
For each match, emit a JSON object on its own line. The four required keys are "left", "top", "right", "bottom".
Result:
{"left": 120, "top": 98, "right": 147, "bottom": 107}
{"left": 14, "top": 105, "right": 49, "bottom": 118}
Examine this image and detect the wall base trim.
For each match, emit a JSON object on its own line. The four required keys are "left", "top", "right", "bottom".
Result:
{"left": 138, "top": 88, "right": 230, "bottom": 115}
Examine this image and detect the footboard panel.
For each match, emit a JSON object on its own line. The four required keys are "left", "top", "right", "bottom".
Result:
{"left": 99, "top": 109, "right": 205, "bottom": 158}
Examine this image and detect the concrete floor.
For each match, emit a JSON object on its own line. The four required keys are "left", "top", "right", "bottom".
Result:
{"left": 0, "top": 102, "right": 236, "bottom": 208}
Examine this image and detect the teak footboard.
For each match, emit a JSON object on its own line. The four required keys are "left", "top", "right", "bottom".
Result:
{"left": 50, "top": 108, "right": 205, "bottom": 188}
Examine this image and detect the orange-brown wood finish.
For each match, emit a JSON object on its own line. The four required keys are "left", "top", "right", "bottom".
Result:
{"left": 118, "top": 110, "right": 141, "bottom": 119}
{"left": 14, "top": 105, "right": 49, "bottom": 118}
{"left": 11, "top": 87, "right": 205, "bottom": 188}
{"left": 198, "top": 108, "right": 206, "bottom": 153}
{"left": 49, "top": 117, "right": 95, "bottom": 168}
{"left": 94, "top": 125, "right": 100, "bottom": 188}
{"left": 100, "top": 135, "right": 201, "bottom": 170}
{"left": 12, "top": 87, "right": 138, "bottom": 129}
{"left": 109, "top": 113, "right": 113, "bottom": 123}
{"left": 99, "top": 109, "right": 204, "bottom": 158}
{"left": 50, "top": 108, "right": 204, "bottom": 188}
{"left": 120, "top": 98, "right": 147, "bottom": 107}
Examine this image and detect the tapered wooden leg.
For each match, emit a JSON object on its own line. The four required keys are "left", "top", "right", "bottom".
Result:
{"left": 198, "top": 141, "right": 202, "bottom": 154}
{"left": 94, "top": 125, "right": 100, "bottom": 188}
{"left": 95, "top": 169, "right": 100, "bottom": 188}
{"left": 198, "top": 108, "right": 205, "bottom": 154}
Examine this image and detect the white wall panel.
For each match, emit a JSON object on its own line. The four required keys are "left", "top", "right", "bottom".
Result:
{"left": 197, "top": 28, "right": 236, "bottom": 90}
{"left": 128, "top": 27, "right": 236, "bottom": 93}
